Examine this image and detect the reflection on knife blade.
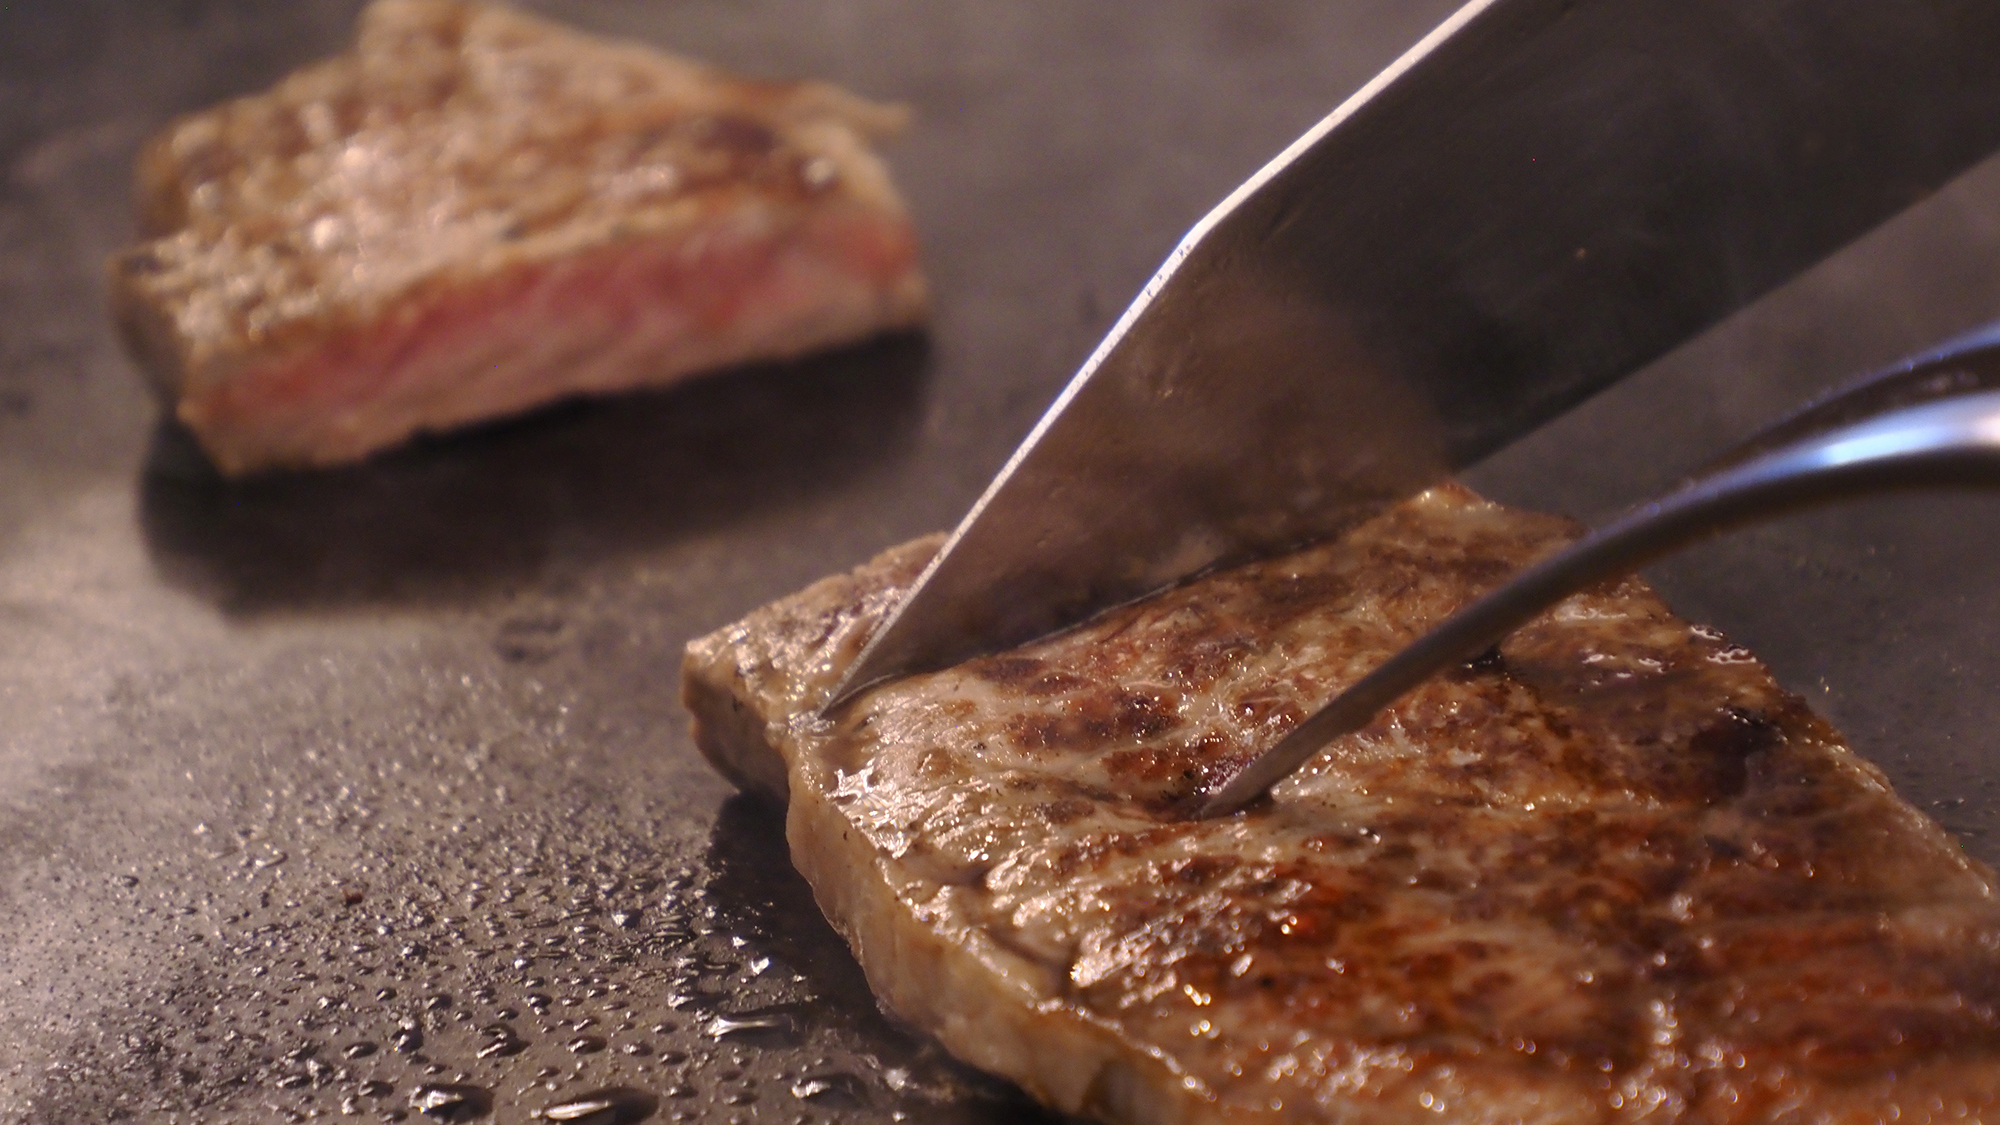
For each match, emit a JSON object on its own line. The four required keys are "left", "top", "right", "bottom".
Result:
{"left": 827, "top": 0, "right": 2000, "bottom": 709}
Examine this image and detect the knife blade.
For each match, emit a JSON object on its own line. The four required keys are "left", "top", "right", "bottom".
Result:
{"left": 828, "top": 0, "right": 2000, "bottom": 707}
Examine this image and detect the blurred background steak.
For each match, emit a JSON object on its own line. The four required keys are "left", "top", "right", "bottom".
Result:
{"left": 109, "top": 0, "right": 927, "bottom": 475}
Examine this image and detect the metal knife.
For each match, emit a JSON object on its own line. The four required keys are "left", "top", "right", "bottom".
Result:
{"left": 828, "top": 0, "right": 2000, "bottom": 707}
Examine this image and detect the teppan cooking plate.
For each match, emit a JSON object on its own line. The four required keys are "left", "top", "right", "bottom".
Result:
{"left": 5, "top": 2, "right": 2000, "bottom": 1123}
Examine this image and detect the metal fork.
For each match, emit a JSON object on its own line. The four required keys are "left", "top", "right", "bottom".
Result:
{"left": 1201, "top": 323, "right": 2000, "bottom": 817}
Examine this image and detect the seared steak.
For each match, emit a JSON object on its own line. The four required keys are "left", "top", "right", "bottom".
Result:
{"left": 683, "top": 484, "right": 2000, "bottom": 1124}
{"left": 111, "top": 0, "right": 926, "bottom": 475}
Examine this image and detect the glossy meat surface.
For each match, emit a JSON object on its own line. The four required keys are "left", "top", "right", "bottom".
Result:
{"left": 110, "top": 0, "right": 926, "bottom": 474}
{"left": 683, "top": 485, "right": 2000, "bottom": 1124}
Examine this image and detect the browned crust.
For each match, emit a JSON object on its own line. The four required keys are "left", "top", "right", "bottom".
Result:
{"left": 683, "top": 486, "right": 2000, "bottom": 1125}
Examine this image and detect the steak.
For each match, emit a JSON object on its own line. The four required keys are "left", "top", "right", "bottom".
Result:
{"left": 683, "top": 484, "right": 2000, "bottom": 1124}
{"left": 111, "top": 0, "right": 926, "bottom": 475}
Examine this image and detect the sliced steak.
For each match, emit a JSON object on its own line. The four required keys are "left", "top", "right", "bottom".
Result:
{"left": 683, "top": 484, "right": 2000, "bottom": 1124}
{"left": 112, "top": 0, "right": 926, "bottom": 474}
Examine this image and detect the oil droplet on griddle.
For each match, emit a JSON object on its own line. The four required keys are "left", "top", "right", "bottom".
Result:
{"left": 477, "top": 1023, "right": 528, "bottom": 1058}
{"left": 410, "top": 1082, "right": 493, "bottom": 1121}
{"left": 790, "top": 1071, "right": 868, "bottom": 1106}
{"left": 392, "top": 1021, "right": 425, "bottom": 1052}
{"left": 540, "top": 1085, "right": 658, "bottom": 1123}
{"left": 704, "top": 1013, "right": 792, "bottom": 1041}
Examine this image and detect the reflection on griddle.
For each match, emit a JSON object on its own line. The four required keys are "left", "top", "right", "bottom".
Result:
{"left": 137, "top": 335, "right": 929, "bottom": 616}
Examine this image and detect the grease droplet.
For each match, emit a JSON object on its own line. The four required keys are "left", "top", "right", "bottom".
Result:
{"left": 790, "top": 1072, "right": 868, "bottom": 1106}
{"left": 410, "top": 1083, "right": 492, "bottom": 1121}
{"left": 541, "top": 1086, "right": 659, "bottom": 1124}
{"left": 704, "top": 1013, "right": 791, "bottom": 1041}
{"left": 476, "top": 1023, "right": 528, "bottom": 1059}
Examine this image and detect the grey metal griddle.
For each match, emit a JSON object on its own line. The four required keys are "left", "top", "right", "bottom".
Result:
{"left": 4, "top": 2, "right": 2000, "bottom": 1123}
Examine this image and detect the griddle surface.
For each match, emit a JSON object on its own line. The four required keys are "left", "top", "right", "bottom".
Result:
{"left": 6, "top": 2, "right": 2000, "bottom": 1122}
